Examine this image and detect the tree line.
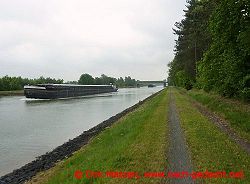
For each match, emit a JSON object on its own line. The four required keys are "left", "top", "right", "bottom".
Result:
{"left": 0, "top": 76, "right": 63, "bottom": 91}
{"left": 168, "top": 0, "right": 249, "bottom": 100}
{"left": 0, "top": 74, "right": 138, "bottom": 91}
{"left": 78, "top": 73, "right": 138, "bottom": 87}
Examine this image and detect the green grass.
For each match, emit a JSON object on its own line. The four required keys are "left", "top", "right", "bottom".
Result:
{"left": 29, "top": 89, "right": 169, "bottom": 184}
{"left": 173, "top": 88, "right": 250, "bottom": 183}
{"left": 181, "top": 88, "right": 250, "bottom": 142}
{"left": 0, "top": 90, "right": 24, "bottom": 96}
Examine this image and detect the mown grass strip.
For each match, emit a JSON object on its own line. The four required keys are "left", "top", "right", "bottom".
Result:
{"left": 185, "top": 89, "right": 250, "bottom": 142}
{"left": 28, "top": 89, "right": 169, "bottom": 184}
{"left": 173, "top": 88, "right": 250, "bottom": 183}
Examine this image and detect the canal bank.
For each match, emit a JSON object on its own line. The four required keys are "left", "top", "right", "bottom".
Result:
{"left": 0, "top": 90, "right": 23, "bottom": 96}
{"left": 0, "top": 88, "right": 167, "bottom": 184}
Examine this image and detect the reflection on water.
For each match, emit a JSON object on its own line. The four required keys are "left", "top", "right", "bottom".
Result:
{"left": 0, "top": 87, "right": 162, "bottom": 176}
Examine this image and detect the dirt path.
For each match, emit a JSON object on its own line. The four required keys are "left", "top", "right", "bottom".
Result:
{"left": 192, "top": 101, "right": 250, "bottom": 155}
{"left": 177, "top": 89, "right": 250, "bottom": 155}
{"left": 167, "top": 89, "right": 194, "bottom": 184}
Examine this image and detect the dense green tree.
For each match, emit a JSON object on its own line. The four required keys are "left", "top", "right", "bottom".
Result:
{"left": 94, "top": 77, "right": 102, "bottom": 85}
{"left": 168, "top": 0, "right": 249, "bottom": 100}
{"left": 78, "top": 74, "right": 95, "bottom": 85}
{"left": 0, "top": 75, "right": 63, "bottom": 91}
{"left": 99, "top": 74, "right": 116, "bottom": 85}
{"left": 124, "top": 76, "right": 136, "bottom": 87}
{"left": 168, "top": 0, "right": 217, "bottom": 89}
{"left": 116, "top": 77, "right": 125, "bottom": 87}
{"left": 197, "top": 0, "right": 250, "bottom": 99}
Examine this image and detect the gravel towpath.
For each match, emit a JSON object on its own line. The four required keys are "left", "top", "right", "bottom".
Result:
{"left": 167, "top": 89, "right": 194, "bottom": 184}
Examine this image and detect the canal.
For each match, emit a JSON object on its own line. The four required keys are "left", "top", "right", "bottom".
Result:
{"left": 0, "top": 87, "right": 162, "bottom": 176}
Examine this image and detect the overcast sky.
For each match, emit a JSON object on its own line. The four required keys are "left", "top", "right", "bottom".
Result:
{"left": 0, "top": 0, "right": 186, "bottom": 81}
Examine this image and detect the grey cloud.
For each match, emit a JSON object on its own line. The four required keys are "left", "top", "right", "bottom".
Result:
{"left": 0, "top": 0, "right": 186, "bottom": 81}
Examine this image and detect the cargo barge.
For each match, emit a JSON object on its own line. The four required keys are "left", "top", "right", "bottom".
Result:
{"left": 24, "top": 84, "right": 118, "bottom": 99}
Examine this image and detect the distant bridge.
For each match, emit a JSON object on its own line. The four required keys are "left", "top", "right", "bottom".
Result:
{"left": 137, "top": 80, "right": 167, "bottom": 87}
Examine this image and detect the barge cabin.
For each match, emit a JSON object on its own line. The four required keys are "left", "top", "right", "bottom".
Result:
{"left": 24, "top": 84, "right": 118, "bottom": 99}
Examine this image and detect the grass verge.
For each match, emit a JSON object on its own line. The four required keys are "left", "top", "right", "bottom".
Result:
{"left": 27, "top": 89, "right": 169, "bottom": 184}
{"left": 173, "top": 88, "right": 250, "bottom": 183}
{"left": 181, "top": 88, "right": 250, "bottom": 142}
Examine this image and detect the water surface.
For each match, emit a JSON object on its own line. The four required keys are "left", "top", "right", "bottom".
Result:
{"left": 0, "top": 87, "right": 162, "bottom": 176}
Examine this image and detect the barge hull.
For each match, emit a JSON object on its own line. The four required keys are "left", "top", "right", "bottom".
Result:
{"left": 24, "top": 84, "right": 118, "bottom": 99}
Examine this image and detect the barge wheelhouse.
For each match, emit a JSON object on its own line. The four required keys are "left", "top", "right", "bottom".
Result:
{"left": 24, "top": 84, "right": 118, "bottom": 99}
